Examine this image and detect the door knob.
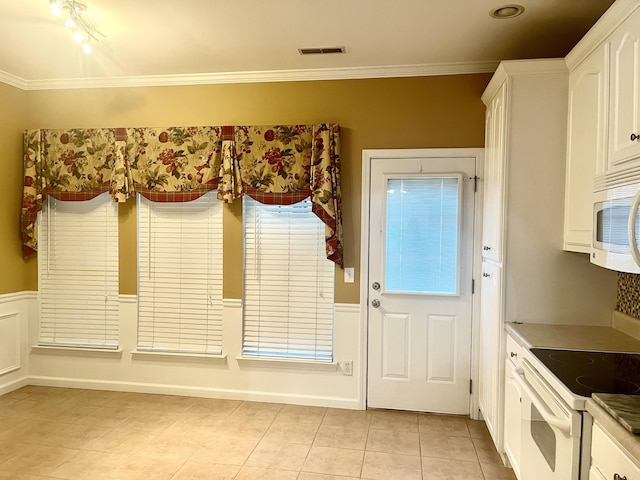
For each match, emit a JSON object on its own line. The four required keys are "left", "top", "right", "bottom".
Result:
{"left": 371, "top": 299, "right": 381, "bottom": 308}
{"left": 372, "top": 282, "right": 381, "bottom": 290}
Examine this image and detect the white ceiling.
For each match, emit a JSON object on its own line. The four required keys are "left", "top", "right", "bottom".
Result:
{"left": 0, "top": 0, "right": 615, "bottom": 89}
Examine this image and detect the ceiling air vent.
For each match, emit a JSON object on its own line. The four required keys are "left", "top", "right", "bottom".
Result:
{"left": 298, "top": 46, "right": 346, "bottom": 55}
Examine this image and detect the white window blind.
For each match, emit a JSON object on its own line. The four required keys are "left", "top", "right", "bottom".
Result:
{"left": 385, "top": 176, "right": 460, "bottom": 295}
{"left": 243, "top": 197, "right": 334, "bottom": 361}
{"left": 138, "top": 192, "right": 223, "bottom": 354}
{"left": 38, "top": 193, "right": 119, "bottom": 349}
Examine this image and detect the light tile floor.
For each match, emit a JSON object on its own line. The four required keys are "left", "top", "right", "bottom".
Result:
{"left": 0, "top": 386, "right": 517, "bottom": 480}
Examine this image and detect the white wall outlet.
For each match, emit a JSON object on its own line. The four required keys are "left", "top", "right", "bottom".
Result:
{"left": 344, "top": 267, "right": 355, "bottom": 283}
{"left": 342, "top": 360, "right": 353, "bottom": 376}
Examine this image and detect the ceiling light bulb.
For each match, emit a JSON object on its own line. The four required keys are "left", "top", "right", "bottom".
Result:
{"left": 82, "top": 43, "right": 92, "bottom": 54}
{"left": 50, "top": 1, "right": 62, "bottom": 16}
{"left": 64, "top": 18, "right": 75, "bottom": 29}
{"left": 73, "top": 31, "right": 83, "bottom": 43}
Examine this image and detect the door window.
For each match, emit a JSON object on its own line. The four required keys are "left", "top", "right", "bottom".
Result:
{"left": 385, "top": 176, "right": 461, "bottom": 295}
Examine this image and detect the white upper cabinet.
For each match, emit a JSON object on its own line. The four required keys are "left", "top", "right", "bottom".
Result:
{"left": 608, "top": 8, "right": 640, "bottom": 169}
{"left": 482, "top": 81, "right": 507, "bottom": 263}
{"left": 564, "top": 44, "right": 609, "bottom": 252}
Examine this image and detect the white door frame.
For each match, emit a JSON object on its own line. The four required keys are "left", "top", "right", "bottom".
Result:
{"left": 359, "top": 148, "right": 484, "bottom": 418}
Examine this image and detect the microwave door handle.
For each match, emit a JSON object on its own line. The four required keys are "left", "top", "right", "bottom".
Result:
{"left": 629, "top": 189, "right": 640, "bottom": 268}
{"left": 512, "top": 366, "right": 571, "bottom": 435}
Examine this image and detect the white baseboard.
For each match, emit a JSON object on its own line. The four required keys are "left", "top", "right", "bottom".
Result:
{"left": 27, "top": 375, "right": 362, "bottom": 410}
{"left": 0, "top": 376, "right": 29, "bottom": 396}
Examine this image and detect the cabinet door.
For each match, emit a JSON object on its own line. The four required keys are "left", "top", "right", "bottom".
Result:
{"left": 478, "top": 262, "right": 502, "bottom": 442}
{"left": 609, "top": 9, "right": 640, "bottom": 168}
{"left": 482, "top": 83, "right": 507, "bottom": 263}
{"left": 591, "top": 422, "right": 640, "bottom": 480}
{"left": 504, "top": 357, "right": 522, "bottom": 478}
{"left": 564, "top": 45, "right": 609, "bottom": 252}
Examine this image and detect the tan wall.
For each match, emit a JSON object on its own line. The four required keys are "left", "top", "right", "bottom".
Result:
{"left": 0, "top": 82, "right": 35, "bottom": 294}
{"left": 20, "top": 74, "right": 490, "bottom": 303}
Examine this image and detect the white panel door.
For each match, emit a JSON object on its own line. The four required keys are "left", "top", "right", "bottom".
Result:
{"left": 478, "top": 261, "right": 502, "bottom": 438}
{"left": 564, "top": 44, "right": 609, "bottom": 252}
{"left": 609, "top": 10, "right": 640, "bottom": 168}
{"left": 366, "top": 154, "right": 476, "bottom": 414}
{"left": 482, "top": 82, "right": 507, "bottom": 263}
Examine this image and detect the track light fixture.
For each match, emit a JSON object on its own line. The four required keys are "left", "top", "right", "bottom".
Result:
{"left": 49, "top": 0, "right": 103, "bottom": 54}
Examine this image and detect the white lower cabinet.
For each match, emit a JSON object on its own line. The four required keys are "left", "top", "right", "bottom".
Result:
{"left": 590, "top": 421, "right": 640, "bottom": 480}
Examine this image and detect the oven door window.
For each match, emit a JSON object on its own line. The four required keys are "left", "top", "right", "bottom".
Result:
{"left": 530, "top": 403, "right": 556, "bottom": 472}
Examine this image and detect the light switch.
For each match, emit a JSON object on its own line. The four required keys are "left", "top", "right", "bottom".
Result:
{"left": 344, "top": 267, "right": 354, "bottom": 283}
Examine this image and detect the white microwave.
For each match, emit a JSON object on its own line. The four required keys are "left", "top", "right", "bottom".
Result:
{"left": 592, "top": 182, "right": 640, "bottom": 273}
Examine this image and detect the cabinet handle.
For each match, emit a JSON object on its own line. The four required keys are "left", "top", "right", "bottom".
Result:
{"left": 631, "top": 133, "right": 640, "bottom": 142}
{"left": 482, "top": 272, "right": 491, "bottom": 278}
{"left": 510, "top": 352, "right": 517, "bottom": 358}
{"left": 614, "top": 475, "right": 627, "bottom": 480}
{"left": 483, "top": 246, "right": 491, "bottom": 251}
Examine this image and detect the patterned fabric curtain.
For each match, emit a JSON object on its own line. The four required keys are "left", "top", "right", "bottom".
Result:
{"left": 21, "top": 123, "right": 343, "bottom": 266}
{"left": 235, "top": 124, "right": 343, "bottom": 266}
{"left": 20, "top": 128, "right": 128, "bottom": 257}
{"left": 125, "top": 126, "right": 224, "bottom": 202}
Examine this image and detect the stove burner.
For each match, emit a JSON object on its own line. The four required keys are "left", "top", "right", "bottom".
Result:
{"left": 530, "top": 348, "right": 640, "bottom": 397}
{"left": 548, "top": 351, "right": 595, "bottom": 366}
{"left": 575, "top": 375, "right": 640, "bottom": 395}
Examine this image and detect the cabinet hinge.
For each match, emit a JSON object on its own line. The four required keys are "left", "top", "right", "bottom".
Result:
{"left": 472, "top": 279, "right": 475, "bottom": 294}
{"left": 469, "top": 379, "right": 473, "bottom": 394}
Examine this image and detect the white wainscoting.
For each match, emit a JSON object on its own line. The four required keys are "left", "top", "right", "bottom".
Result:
{"left": 0, "top": 291, "right": 34, "bottom": 395}
{"left": 27, "top": 295, "right": 364, "bottom": 409}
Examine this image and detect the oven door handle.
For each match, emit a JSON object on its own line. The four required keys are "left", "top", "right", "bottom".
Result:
{"left": 513, "top": 366, "right": 572, "bottom": 435}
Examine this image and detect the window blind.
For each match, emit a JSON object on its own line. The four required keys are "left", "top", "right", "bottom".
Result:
{"left": 38, "top": 193, "right": 119, "bottom": 349}
{"left": 385, "top": 176, "right": 460, "bottom": 294}
{"left": 243, "top": 197, "right": 334, "bottom": 361}
{"left": 137, "top": 192, "right": 223, "bottom": 354}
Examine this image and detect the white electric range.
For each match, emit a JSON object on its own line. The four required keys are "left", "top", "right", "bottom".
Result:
{"left": 514, "top": 345, "right": 640, "bottom": 480}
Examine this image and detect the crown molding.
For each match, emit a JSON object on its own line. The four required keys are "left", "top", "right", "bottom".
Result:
{"left": 566, "top": 0, "right": 640, "bottom": 71}
{"left": 0, "top": 70, "right": 28, "bottom": 90}
{"left": 1, "top": 61, "right": 499, "bottom": 91}
{"left": 481, "top": 58, "right": 568, "bottom": 105}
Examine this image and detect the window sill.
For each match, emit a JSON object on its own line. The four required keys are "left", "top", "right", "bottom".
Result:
{"left": 131, "top": 350, "right": 228, "bottom": 364}
{"left": 236, "top": 356, "right": 338, "bottom": 371}
{"left": 31, "top": 345, "right": 123, "bottom": 358}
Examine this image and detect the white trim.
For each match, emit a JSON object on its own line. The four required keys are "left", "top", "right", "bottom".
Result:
{"left": 0, "top": 70, "right": 27, "bottom": 90}
{"left": 0, "top": 376, "right": 28, "bottom": 396}
{"left": 31, "top": 345, "right": 123, "bottom": 357}
{"left": 334, "top": 303, "right": 360, "bottom": 314}
{"left": 132, "top": 350, "right": 228, "bottom": 364}
{"left": 0, "top": 291, "right": 37, "bottom": 304}
{"left": 481, "top": 59, "right": 568, "bottom": 105}
{"left": 3, "top": 61, "right": 499, "bottom": 91}
{"left": 360, "top": 148, "right": 484, "bottom": 414}
{"left": 236, "top": 356, "right": 338, "bottom": 371}
{"left": 118, "top": 294, "right": 137, "bottom": 304}
{"left": 566, "top": 0, "right": 640, "bottom": 71}
{"left": 223, "top": 298, "right": 243, "bottom": 308}
{"left": 27, "top": 375, "right": 360, "bottom": 409}
{"left": 0, "top": 312, "right": 21, "bottom": 377}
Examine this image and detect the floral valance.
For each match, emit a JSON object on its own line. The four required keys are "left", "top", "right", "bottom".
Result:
{"left": 21, "top": 128, "right": 128, "bottom": 257}
{"left": 21, "top": 124, "right": 343, "bottom": 266}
